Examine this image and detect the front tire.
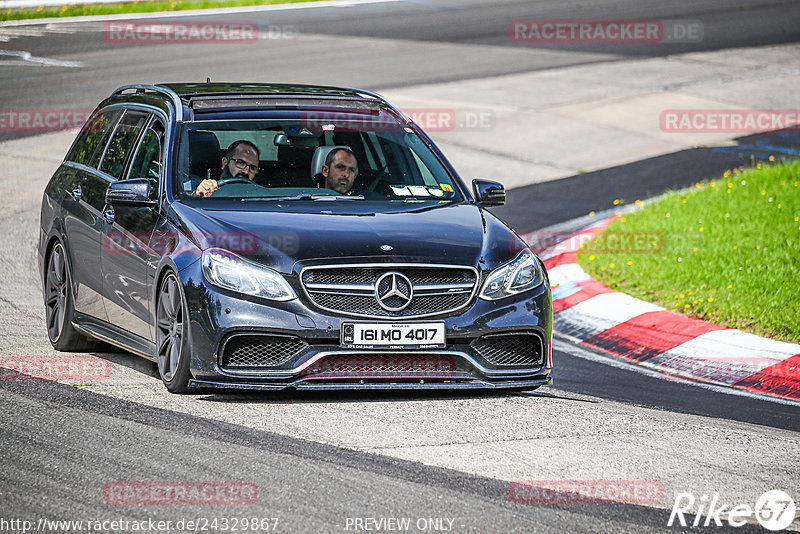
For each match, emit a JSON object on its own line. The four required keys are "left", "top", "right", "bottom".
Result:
{"left": 155, "top": 272, "right": 191, "bottom": 393}
{"left": 44, "top": 242, "right": 95, "bottom": 351}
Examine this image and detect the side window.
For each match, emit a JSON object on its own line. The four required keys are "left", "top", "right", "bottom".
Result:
{"left": 99, "top": 110, "right": 149, "bottom": 179}
{"left": 65, "top": 109, "right": 122, "bottom": 168}
{"left": 127, "top": 118, "right": 165, "bottom": 200}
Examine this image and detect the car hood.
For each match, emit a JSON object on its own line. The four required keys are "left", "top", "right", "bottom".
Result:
{"left": 172, "top": 202, "right": 527, "bottom": 273}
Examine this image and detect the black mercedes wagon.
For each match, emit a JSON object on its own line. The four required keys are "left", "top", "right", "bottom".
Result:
{"left": 38, "top": 83, "right": 552, "bottom": 393}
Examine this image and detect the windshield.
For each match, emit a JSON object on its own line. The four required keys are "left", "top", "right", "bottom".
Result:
{"left": 176, "top": 118, "right": 463, "bottom": 209}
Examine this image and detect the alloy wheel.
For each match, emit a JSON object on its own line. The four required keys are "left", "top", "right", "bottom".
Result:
{"left": 156, "top": 273, "right": 184, "bottom": 383}
{"left": 45, "top": 244, "right": 68, "bottom": 342}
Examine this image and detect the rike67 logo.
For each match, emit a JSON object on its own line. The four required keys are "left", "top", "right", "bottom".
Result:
{"left": 669, "top": 490, "right": 796, "bottom": 531}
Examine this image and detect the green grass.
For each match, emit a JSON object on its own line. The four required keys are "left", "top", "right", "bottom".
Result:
{"left": 577, "top": 159, "right": 800, "bottom": 343}
{"left": 1, "top": 0, "right": 322, "bottom": 22}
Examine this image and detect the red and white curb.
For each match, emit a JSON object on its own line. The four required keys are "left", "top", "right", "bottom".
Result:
{"left": 522, "top": 218, "right": 800, "bottom": 402}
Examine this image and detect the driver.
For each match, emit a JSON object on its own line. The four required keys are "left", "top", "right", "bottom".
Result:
{"left": 193, "top": 140, "right": 260, "bottom": 197}
{"left": 322, "top": 148, "right": 358, "bottom": 195}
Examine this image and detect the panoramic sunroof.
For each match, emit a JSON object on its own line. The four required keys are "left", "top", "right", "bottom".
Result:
{"left": 190, "top": 97, "right": 382, "bottom": 114}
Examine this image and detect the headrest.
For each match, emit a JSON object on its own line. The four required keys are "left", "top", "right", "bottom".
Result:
{"left": 310, "top": 145, "right": 353, "bottom": 181}
{"left": 188, "top": 131, "right": 221, "bottom": 179}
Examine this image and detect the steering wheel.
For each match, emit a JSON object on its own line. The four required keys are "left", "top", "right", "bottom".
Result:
{"left": 366, "top": 163, "right": 390, "bottom": 193}
{"left": 209, "top": 178, "right": 269, "bottom": 198}
{"left": 217, "top": 177, "right": 254, "bottom": 186}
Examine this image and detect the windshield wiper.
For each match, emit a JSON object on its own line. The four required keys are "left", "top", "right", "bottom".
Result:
{"left": 242, "top": 194, "right": 365, "bottom": 201}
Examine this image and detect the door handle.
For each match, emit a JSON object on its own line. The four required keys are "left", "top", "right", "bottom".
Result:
{"left": 71, "top": 186, "right": 82, "bottom": 201}
{"left": 103, "top": 206, "right": 115, "bottom": 224}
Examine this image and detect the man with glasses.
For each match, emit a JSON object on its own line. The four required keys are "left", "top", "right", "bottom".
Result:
{"left": 193, "top": 140, "right": 260, "bottom": 197}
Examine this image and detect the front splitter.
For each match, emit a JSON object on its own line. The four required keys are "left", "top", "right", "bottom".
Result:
{"left": 187, "top": 376, "right": 552, "bottom": 391}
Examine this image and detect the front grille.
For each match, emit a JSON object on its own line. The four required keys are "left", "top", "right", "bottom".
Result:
{"left": 220, "top": 334, "right": 307, "bottom": 369}
{"left": 302, "top": 354, "right": 469, "bottom": 380}
{"left": 301, "top": 265, "right": 477, "bottom": 319}
{"left": 471, "top": 333, "right": 543, "bottom": 367}
{"left": 312, "top": 293, "right": 469, "bottom": 317}
{"left": 304, "top": 267, "right": 474, "bottom": 285}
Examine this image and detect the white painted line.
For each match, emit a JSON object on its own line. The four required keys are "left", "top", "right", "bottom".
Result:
{"left": 556, "top": 292, "right": 663, "bottom": 339}
{"left": 0, "top": 0, "right": 403, "bottom": 27}
{"left": 648, "top": 329, "right": 800, "bottom": 385}
{"left": 662, "top": 328, "right": 800, "bottom": 363}
{"left": 547, "top": 263, "right": 590, "bottom": 287}
{"left": 0, "top": 49, "right": 83, "bottom": 67}
{"left": 553, "top": 336, "right": 800, "bottom": 408}
{"left": 554, "top": 307, "right": 608, "bottom": 341}
{"left": 569, "top": 291, "right": 663, "bottom": 325}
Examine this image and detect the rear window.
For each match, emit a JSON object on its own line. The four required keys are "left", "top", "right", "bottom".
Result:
{"left": 65, "top": 109, "right": 122, "bottom": 168}
{"left": 99, "top": 110, "right": 149, "bottom": 179}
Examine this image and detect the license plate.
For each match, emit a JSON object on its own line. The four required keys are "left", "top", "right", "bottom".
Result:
{"left": 341, "top": 322, "right": 446, "bottom": 349}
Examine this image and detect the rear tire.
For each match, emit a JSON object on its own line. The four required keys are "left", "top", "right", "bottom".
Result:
{"left": 44, "top": 242, "right": 95, "bottom": 351}
{"left": 155, "top": 272, "right": 191, "bottom": 393}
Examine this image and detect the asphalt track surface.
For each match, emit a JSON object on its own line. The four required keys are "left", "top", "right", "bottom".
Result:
{"left": 1, "top": 0, "right": 800, "bottom": 532}
{"left": 1, "top": 0, "right": 800, "bottom": 141}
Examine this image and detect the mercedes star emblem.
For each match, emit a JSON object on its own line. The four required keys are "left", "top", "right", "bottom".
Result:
{"left": 374, "top": 272, "right": 413, "bottom": 311}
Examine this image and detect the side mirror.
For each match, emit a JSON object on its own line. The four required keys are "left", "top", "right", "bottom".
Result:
{"left": 472, "top": 179, "right": 506, "bottom": 207}
{"left": 105, "top": 178, "right": 157, "bottom": 207}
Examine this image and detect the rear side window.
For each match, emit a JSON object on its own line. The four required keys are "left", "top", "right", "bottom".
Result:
{"left": 127, "top": 118, "right": 165, "bottom": 200}
{"left": 99, "top": 110, "right": 149, "bottom": 179}
{"left": 65, "top": 109, "right": 122, "bottom": 168}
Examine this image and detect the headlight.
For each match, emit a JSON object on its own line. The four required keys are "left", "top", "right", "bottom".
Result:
{"left": 201, "top": 248, "right": 296, "bottom": 301}
{"left": 479, "top": 250, "right": 544, "bottom": 300}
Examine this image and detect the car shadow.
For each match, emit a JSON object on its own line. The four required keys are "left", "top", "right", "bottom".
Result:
{"left": 90, "top": 347, "right": 593, "bottom": 405}
{"left": 194, "top": 387, "right": 596, "bottom": 405}
{"left": 91, "top": 344, "right": 160, "bottom": 379}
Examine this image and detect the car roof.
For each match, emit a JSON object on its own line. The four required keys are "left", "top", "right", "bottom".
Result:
{"left": 106, "top": 83, "right": 408, "bottom": 124}
{"left": 161, "top": 82, "right": 371, "bottom": 99}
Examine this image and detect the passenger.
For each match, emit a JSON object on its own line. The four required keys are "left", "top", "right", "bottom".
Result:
{"left": 322, "top": 148, "right": 358, "bottom": 195}
{"left": 193, "top": 140, "right": 260, "bottom": 197}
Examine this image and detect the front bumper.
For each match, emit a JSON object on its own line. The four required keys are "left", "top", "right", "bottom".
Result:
{"left": 188, "top": 376, "right": 553, "bottom": 391}
{"left": 179, "top": 262, "right": 553, "bottom": 391}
